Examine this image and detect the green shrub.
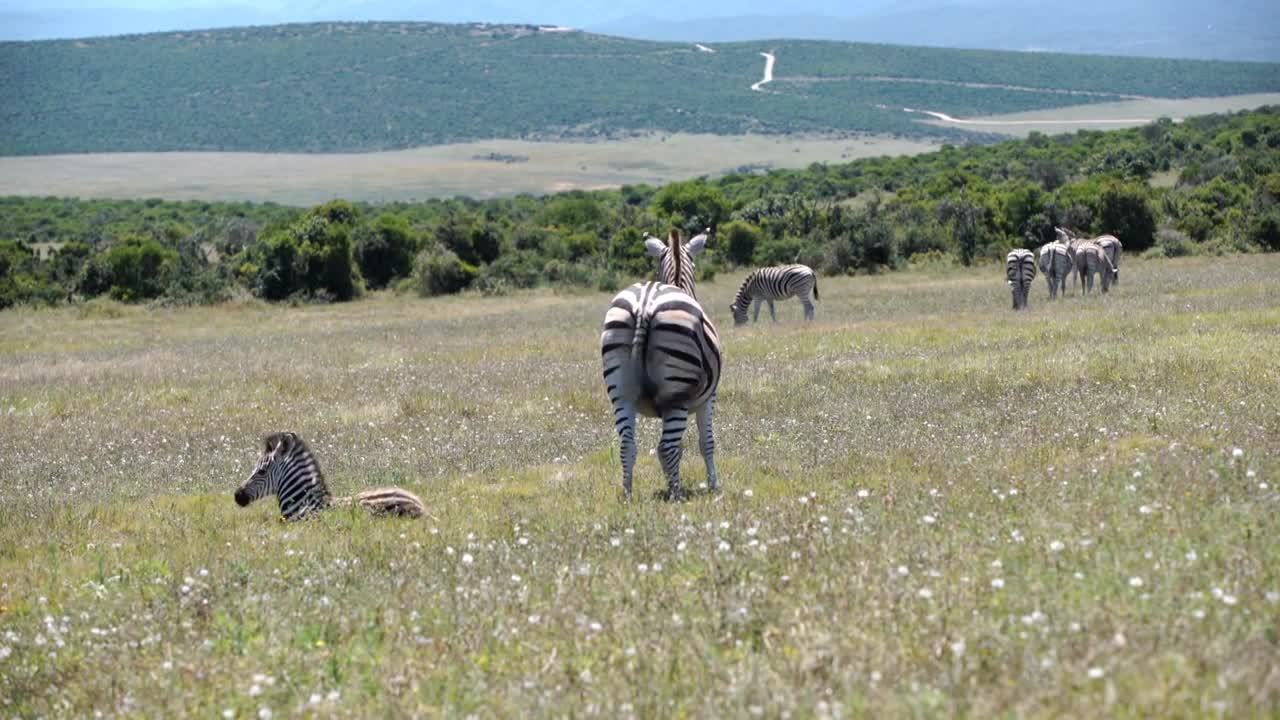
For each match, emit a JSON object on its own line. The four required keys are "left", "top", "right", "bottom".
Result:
{"left": 354, "top": 214, "right": 417, "bottom": 289}
{"left": 74, "top": 236, "right": 178, "bottom": 302}
{"left": 413, "top": 248, "right": 477, "bottom": 297}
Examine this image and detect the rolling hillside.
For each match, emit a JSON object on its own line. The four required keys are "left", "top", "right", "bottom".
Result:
{"left": 2, "top": 21, "right": 1280, "bottom": 156}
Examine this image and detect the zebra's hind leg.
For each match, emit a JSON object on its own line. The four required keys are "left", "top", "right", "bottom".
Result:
{"left": 613, "top": 402, "right": 637, "bottom": 500}
{"left": 802, "top": 298, "right": 814, "bottom": 320}
{"left": 696, "top": 398, "right": 718, "bottom": 492}
{"left": 658, "top": 408, "right": 690, "bottom": 500}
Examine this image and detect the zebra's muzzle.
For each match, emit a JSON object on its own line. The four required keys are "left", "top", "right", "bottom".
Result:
{"left": 234, "top": 488, "right": 253, "bottom": 507}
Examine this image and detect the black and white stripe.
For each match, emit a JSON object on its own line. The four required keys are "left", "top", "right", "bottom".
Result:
{"left": 602, "top": 232, "right": 722, "bottom": 500}
{"left": 1006, "top": 249, "right": 1036, "bottom": 310}
{"left": 1074, "top": 242, "right": 1115, "bottom": 295}
{"left": 1037, "top": 241, "right": 1073, "bottom": 299}
{"left": 234, "top": 432, "right": 425, "bottom": 520}
{"left": 728, "top": 264, "right": 819, "bottom": 325}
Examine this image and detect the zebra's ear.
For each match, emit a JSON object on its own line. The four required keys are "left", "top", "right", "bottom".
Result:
{"left": 644, "top": 236, "right": 665, "bottom": 257}
{"left": 687, "top": 229, "right": 709, "bottom": 256}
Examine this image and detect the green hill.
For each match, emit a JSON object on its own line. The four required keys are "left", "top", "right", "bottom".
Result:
{"left": 3, "top": 21, "right": 1280, "bottom": 156}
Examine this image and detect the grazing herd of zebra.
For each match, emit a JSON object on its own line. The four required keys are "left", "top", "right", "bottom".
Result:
{"left": 1007, "top": 227, "right": 1123, "bottom": 310}
{"left": 236, "top": 229, "right": 822, "bottom": 515}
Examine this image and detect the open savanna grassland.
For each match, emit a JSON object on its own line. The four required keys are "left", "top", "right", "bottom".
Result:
{"left": 0, "top": 133, "right": 939, "bottom": 206}
{"left": 1, "top": 254, "right": 1278, "bottom": 717}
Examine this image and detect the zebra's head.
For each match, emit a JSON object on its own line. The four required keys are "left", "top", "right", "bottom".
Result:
{"left": 1053, "top": 226, "right": 1073, "bottom": 244}
{"left": 645, "top": 228, "right": 709, "bottom": 295}
{"left": 234, "top": 432, "right": 299, "bottom": 508}
{"left": 728, "top": 299, "right": 750, "bottom": 327}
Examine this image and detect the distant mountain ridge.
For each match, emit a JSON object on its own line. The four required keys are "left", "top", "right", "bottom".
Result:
{"left": 3, "top": 0, "right": 1276, "bottom": 62}
{"left": 590, "top": 1, "right": 1280, "bottom": 62}
{"left": 2, "top": 21, "right": 1279, "bottom": 156}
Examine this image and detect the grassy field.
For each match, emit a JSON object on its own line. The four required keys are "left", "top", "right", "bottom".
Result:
{"left": 0, "top": 133, "right": 939, "bottom": 206}
{"left": 1, "top": 254, "right": 1278, "bottom": 716}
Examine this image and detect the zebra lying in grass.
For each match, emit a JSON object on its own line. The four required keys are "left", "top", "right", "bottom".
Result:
{"left": 1074, "top": 241, "right": 1116, "bottom": 295}
{"left": 601, "top": 229, "right": 722, "bottom": 500}
{"left": 1037, "top": 240, "right": 1073, "bottom": 299}
{"left": 1006, "top": 249, "right": 1037, "bottom": 310}
{"left": 728, "top": 264, "right": 819, "bottom": 325}
{"left": 234, "top": 432, "right": 425, "bottom": 520}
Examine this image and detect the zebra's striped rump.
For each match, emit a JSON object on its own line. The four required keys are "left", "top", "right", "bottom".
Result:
{"left": 235, "top": 432, "right": 424, "bottom": 521}
{"left": 334, "top": 488, "right": 427, "bottom": 518}
{"left": 603, "top": 282, "right": 721, "bottom": 419}
{"left": 1006, "top": 249, "right": 1036, "bottom": 310}
{"left": 1075, "top": 242, "right": 1115, "bottom": 295}
{"left": 1037, "top": 241, "right": 1073, "bottom": 299}
{"left": 729, "top": 264, "right": 818, "bottom": 325}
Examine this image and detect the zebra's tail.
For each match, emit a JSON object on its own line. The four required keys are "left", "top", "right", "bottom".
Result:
{"left": 335, "top": 487, "right": 427, "bottom": 518}
{"left": 631, "top": 309, "right": 651, "bottom": 363}
{"left": 812, "top": 275, "right": 820, "bottom": 301}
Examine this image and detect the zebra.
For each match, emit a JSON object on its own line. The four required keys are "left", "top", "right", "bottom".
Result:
{"left": 1074, "top": 242, "right": 1115, "bottom": 295}
{"left": 728, "top": 264, "right": 819, "bottom": 325}
{"left": 1037, "top": 241, "right": 1073, "bottom": 299}
{"left": 1006, "top": 249, "right": 1036, "bottom": 310}
{"left": 1094, "top": 235, "right": 1122, "bottom": 286}
{"left": 234, "top": 432, "right": 425, "bottom": 520}
{"left": 601, "top": 230, "right": 722, "bottom": 500}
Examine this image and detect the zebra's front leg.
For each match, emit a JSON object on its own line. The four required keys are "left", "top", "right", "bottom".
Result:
{"left": 658, "top": 408, "right": 690, "bottom": 500}
{"left": 613, "top": 402, "right": 637, "bottom": 500}
{"left": 695, "top": 398, "right": 718, "bottom": 492}
{"left": 752, "top": 298, "right": 763, "bottom": 323}
{"left": 767, "top": 299, "right": 777, "bottom": 322}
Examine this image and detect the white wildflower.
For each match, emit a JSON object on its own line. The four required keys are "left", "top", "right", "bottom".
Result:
{"left": 922, "top": 515, "right": 936, "bottom": 525}
{"left": 461, "top": 553, "right": 474, "bottom": 566}
{"left": 991, "top": 578, "right": 1005, "bottom": 589}
{"left": 917, "top": 588, "right": 933, "bottom": 599}
{"left": 897, "top": 565, "right": 910, "bottom": 576}
{"left": 1232, "top": 447, "right": 1244, "bottom": 459}
{"left": 1049, "top": 540, "right": 1065, "bottom": 553}
{"left": 1129, "top": 576, "right": 1144, "bottom": 588}
{"left": 1088, "top": 667, "right": 1105, "bottom": 680}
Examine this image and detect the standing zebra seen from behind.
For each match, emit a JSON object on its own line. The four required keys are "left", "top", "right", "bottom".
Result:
{"left": 1074, "top": 241, "right": 1115, "bottom": 295}
{"left": 234, "top": 432, "right": 426, "bottom": 520}
{"left": 729, "top": 264, "right": 819, "bottom": 325}
{"left": 601, "top": 230, "right": 723, "bottom": 500}
{"left": 1006, "top": 249, "right": 1036, "bottom": 310}
{"left": 1037, "top": 240, "right": 1073, "bottom": 299}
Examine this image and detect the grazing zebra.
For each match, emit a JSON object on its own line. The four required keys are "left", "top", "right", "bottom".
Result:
{"left": 645, "top": 228, "right": 709, "bottom": 298}
{"left": 1094, "top": 235, "right": 1122, "bottom": 286}
{"left": 1074, "top": 242, "right": 1115, "bottom": 295}
{"left": 601, "top": 231, "right": 722, "bottom": 500}
{"left": 728, "top": 264, "right": 819, "bottom": 325}
{"left": 234, "top": 432, "right": 425, "bottom": 520}
{"left": 1006, "top": 249, "right": 1036, "bottom": 310}
{"left": 1037, "top": 241, "right": 1073, "bottom": 299}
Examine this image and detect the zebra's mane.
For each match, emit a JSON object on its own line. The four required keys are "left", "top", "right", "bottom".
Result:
{"left": 265, "top": 431, "right": 332, "bottom": 500}
{"left": 666, "top": 228, "right": 692, "bottom": 293}
{"left": 730, "top": 270, "right": 760, "bottom": 310}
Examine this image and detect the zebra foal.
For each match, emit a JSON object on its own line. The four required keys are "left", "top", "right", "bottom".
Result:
{"left": 1006, "top": 249, "right": 1036, "bottom": 310}
{"left": 602, "top": 230, "right": 722, "bottom": 500}
{"left": 729, "top": 264, "right": 819, "bottom": 325}
{"left": 234, "top": 432, "right": 425, "bottom": 520}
